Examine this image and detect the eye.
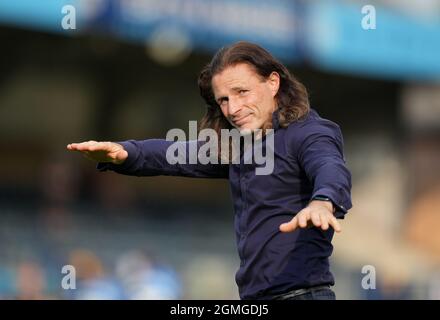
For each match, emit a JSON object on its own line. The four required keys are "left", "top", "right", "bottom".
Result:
{"left": 218, "top": 97, "right": 228, "bottom": 106}
{"left": 238, "top": 89, "right": 248, "bottom": 95}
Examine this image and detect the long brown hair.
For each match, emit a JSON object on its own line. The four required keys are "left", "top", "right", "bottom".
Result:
{"left": 198, "top": 41, "right": 310, "bottom": 137}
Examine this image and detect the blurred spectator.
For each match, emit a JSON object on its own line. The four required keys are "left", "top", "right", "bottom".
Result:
{"left": 184, "top": 254, "right": 238, "bottom": 299}
{"left": 15, "top": 261, "right": 52, "bottom": 300}
{"left": 38, "top": 154, "right": 80, "bottom": 233}
{"left": 115, "top": 249, "right": 181, "bottom": 299}
{"left": 39, "top": 154, "right": 80, "bottom": 207}
{"left": 405, "top": 183, "right": 440, "bottom": 260}
{"left": 364, "top": 275, "right": 413, "bottom": 300}
{"left": 64, "top": 249, "right": 123, "bottom": 300}
{"left": 93, "top": 173, "right": 139, "bottom": 216}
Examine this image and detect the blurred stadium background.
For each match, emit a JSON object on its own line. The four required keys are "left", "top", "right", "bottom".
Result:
{"left": 0, "top": 0, "right": 440, "bottom": 299}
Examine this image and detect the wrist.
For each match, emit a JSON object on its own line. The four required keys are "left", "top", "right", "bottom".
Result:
{"left": 310, "top": 196, "right": 335, "bottom": 213}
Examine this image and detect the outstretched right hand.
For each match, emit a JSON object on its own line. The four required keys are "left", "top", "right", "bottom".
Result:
{"left": 66, "top": 141, "right": 128, "bottom": 165}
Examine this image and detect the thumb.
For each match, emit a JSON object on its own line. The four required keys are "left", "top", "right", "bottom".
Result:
{"left": 279, "top": 216, "right": 298, "bottom": 233}
{"left": 113, "top": 148, "right": 128, "bottom": 165}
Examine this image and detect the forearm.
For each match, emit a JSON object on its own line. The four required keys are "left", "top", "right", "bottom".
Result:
{"left": 97, "top": 139, "right": 229, "bottom": 179}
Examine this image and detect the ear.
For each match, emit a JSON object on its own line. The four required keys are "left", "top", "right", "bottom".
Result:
{"left": 267, "top": 71, "right": 280, "bottom": 97}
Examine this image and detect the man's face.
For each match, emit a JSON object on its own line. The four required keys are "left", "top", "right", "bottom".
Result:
{"left": 212, "top": 63, "right": 280, "bottom": 134}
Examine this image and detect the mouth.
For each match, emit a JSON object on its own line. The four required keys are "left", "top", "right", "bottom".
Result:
{"left": 233, "top": 113, "right": 252, "bottom": 127}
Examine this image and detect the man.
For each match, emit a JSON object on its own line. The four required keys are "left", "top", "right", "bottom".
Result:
{"left": 67, "top": 41, "right": 352, "bottom": 300}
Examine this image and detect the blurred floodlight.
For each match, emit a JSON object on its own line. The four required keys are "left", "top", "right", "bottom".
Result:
{"left": 146, "top": 25, "right": 192, "bottom": 66}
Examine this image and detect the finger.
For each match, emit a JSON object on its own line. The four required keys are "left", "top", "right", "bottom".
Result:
{"left": 103, "top": 141, "right": 116, "bottom": 153}
{"left": 67, "top": 143, "right": 81, "bottom": 150}
{"left": 85, "top": 141, "right": 101, "bottom": 151}
{"left": 67, "top": 142, "right": 86, "bottom": 151}
{"left": 67, "top": 142, "right": 89, "bottom": 152}
{"left": 279, "top": 216, "right": 298, "bottom": 233}
{"left": 298, "top": 211, "right": 309, "bottom": 228}
{"left": 104, "top": 141, "right": 113, "bottom": 149}
{"left": 319, "top": 212, "right": 329, "bottom": 230}
{"left": 68, "top": 143, "right": 90, "bottom": 151}
{"left": 310, "top": 211, "right": 321, "bottom": 227}
{"left": 88, "top": 144, "right": 99, "bottom": 151}
{"left": 92, "top": 141, "right": 114, "bottom": 152}
{"left": 73, "top": 141, "right": 100, "bottom": 152}
{"left": 329, "top": 215, "right": 342, "bottom": 233}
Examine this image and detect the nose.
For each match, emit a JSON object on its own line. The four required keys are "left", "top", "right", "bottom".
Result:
{"left": 228, "top": 96, "right": 241, "bottom": 118}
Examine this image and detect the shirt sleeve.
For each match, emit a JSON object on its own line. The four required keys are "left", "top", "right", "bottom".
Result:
{"left": 288, "top": 119, "right": 352, "bottom": 218}
{"left": 96, "top": 139, "right": 229, "bottom": 179}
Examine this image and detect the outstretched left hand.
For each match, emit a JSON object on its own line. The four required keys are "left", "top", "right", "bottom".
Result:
{"left": 279, "top": 200, "right": 341, "bottom": 233}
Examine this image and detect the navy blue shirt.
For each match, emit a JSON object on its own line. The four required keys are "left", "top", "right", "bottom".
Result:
{"left": 97, "top": 109, "right": 352, "bottom": 299}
